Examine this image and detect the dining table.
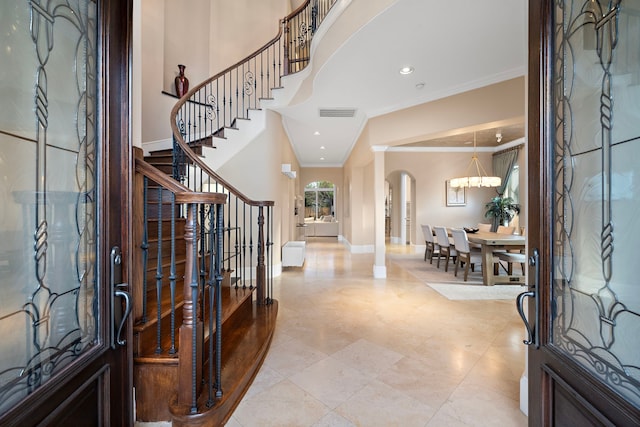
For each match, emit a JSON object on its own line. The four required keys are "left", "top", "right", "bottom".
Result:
{"left": 465, "top": 231, "right": 526, "bottom": 286}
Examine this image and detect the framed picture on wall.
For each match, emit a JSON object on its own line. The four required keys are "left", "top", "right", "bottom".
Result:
{"left": 445, "top": 180, "right": 466, "bottom": 206}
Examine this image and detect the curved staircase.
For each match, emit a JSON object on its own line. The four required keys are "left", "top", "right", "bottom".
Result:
{"left": 133, "top": 1, "right": 338, "bottom": 424}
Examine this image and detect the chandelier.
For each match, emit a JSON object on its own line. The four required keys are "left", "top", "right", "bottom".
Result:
{"left": 450, "top": 132, "right": 501, "bottom": 188}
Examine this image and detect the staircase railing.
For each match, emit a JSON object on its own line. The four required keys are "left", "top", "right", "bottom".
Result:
{"left": 169, "top": 0, "right": 338, "bottom": 302}
{"left": 161, "top": 0, "right": 337, "bottom": 416}
{"left": 133, "top": 153, "right": 228, "bottom": 415}
{"left": 171, "top": 0, "right": 337, "bottom": 145}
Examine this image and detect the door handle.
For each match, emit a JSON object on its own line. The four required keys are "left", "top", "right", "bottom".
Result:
{"left": 516, "top": 248, "right": 540, "bottom": 348}
{"left": 516, "top": 290, "right": 535, "bottom": 345}
{"left": 111, "top": 246, "right": 132, "bottom": 348}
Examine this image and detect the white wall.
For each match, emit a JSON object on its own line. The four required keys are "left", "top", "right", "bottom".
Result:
{"left": 216, "top": 110, "right": 298, "bottom": 262}
{"left": 386, "top": 151, "right": 497, "bottom": 244}
{"left": 163, "top": 0, "right": 211, "bottom": 94}
{"left": 141, "top": 0, "right": 174, "bottom": 144}
{"left": 140, "top": 0, "right": 291, "bottom": 145}
{"left": 209, "top": 0, "right": 290, "bottom": 73}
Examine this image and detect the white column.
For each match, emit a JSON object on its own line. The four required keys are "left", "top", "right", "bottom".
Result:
{"left": 372, "top": 147, "right": 386, "bottom": 278}
{"left": 399, "top": 172, "right": 407, "bottom": 245}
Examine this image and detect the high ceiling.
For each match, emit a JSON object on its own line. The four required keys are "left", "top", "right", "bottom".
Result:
{"left": 273, "top": 0, "right": 527, "bottom": 166}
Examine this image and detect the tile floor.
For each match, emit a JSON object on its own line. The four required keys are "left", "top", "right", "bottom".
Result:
{"left": 138, "top": 238, "right": 528, "bottom": 426}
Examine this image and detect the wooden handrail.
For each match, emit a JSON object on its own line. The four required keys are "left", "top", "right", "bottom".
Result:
{"left": 135, "top": 156, "right": 228, "bottom": 206}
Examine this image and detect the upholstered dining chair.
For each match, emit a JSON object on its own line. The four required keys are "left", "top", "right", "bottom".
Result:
{"left": 421, "top": 224, "right": 439, "bottom": 264}
{"left": 477, "top": 223, "right": 492, "bottom": 232}
{"left": 489, "top": 225, "right": 515, "bottom": 274}
{"left": 433, "top": 226, "right": 456, "bottom": 272}
{"left": 451, "top": 228, "right": 482, "bottom": 281}
{"left": 496, "top": 225, "right": 515, "bottom": 234}
{"left": 496, "top": 227, "right": 526, "bottom": 274}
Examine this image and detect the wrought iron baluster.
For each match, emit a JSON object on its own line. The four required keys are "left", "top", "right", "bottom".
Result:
{"left": 206, "top": 201, "right": 216, "bottom": 407}
{"left": 155, "top": 186, "right": 164, "bottom": 354}
{"left": 214, "top": 202, "right": 224, "bottom": 398}
{"left": 235, "top": 197, "right": 240, "bottom": 289}
{"left": 169, "top": 193, "right": 177, "bottom": 354}
{"left": 267, "top": 205, "right": 273, "bottom": 304}
{"left": 141, "top": 177, "right": 149, "bottom": 323}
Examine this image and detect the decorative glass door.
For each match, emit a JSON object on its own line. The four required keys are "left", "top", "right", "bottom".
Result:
{"left": 527, "top": 0, "right": 640, "bottom": 424}
{"left": 0, "top": 1, "right": 131, "bottom": 424}
{"left": 0, "top": 1, "right": 98, "bottom": 413}
{"left": 552, "top": 0, "right": 640, "bottom": 407}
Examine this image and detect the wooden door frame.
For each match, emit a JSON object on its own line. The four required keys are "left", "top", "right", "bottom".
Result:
{"left": 103, "top": 0, "right": 134, "bottom": 423}
{"left": 527, "top": 1, "right": 640, "bottom": 425}
{"left": 526, "top": 1, "right": 550, "bottom": 423}
{"left": 0, "top": 0, "right": 133, "bottom": 425}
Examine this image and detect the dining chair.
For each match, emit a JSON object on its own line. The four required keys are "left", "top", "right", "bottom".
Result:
{"left": 496, "top": 251, "right": 527, "bottom": 275}
{"left": 496, "top": 225, "right": 515, "bottom": 234}
{"left": 421, "top": 224, "right": 439, "bottom": 264}
{"left": 433, "top": 226, "right": 456, "bottom": 271}
{"left": 477, "top": 223, "right": 492, "bottom": 232}
{"left": 496, "top": 227, "right": 526, "bottom": 274}
{"left": 451, "top": 228, "right": 482, "bottom": 281}
{"left": 490, "top": 225, "right": 515, "bottom": 274}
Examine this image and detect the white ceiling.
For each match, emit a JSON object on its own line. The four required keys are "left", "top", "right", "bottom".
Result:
{"left": 273, "top": 0, "right": 527, "bottom": 167}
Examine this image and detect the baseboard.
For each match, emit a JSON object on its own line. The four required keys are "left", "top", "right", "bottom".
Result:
{"left": 342, "top": 238, "right": 374, "bottom": 254}
{"left": 520, "top": 372, "right": 528, "bottom": 416}
{"left": 373, "top": 264, "right": 387, "bottom": 278}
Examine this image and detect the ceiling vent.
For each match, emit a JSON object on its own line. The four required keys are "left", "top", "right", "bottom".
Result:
{"left": 319, "top": 108, "right": 356, "bottom": 118}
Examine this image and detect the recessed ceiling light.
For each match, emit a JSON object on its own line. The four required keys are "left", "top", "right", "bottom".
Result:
{"left": 320, "top": 157, "right": 325, "bottom": 161}
{"left": 399, "top": 66, "right": 414, "bottom": 75}
{"left": 415, "top": 82, "right": 425, "bottom": 89}
{"left": 314, "top": 131, "right": 320, "bottom": 135}
{"left": 320, "top": 146, "right": 325, "bottom": 150}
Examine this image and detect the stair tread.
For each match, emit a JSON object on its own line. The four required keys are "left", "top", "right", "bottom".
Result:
{"left": 134, "top": 283, "right": 254, "bottom": 358}
{"left": 169, "top": 301, "right": 278, "bottom": 425}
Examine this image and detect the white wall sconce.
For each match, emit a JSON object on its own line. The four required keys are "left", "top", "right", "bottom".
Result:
{"left": 281, "top": 164, "right": 297, "bottom": 179}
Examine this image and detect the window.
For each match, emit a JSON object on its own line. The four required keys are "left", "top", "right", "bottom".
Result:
{"left": 503, "top": 165, "right": 520, "bottom": 229}
{"left": 503, "top": 165, "right": 519, "bottom": 203}
{"left": 305, "top": 181, "right": 335, "bottom": 219}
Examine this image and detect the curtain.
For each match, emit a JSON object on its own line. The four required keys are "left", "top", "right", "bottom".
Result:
{"left": 492, "top": 146, "right": 520, "bottom": 196}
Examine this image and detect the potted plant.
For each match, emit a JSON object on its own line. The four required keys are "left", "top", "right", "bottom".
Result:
{"left": 485, "top": 196, "right": 520, "bottom": 230}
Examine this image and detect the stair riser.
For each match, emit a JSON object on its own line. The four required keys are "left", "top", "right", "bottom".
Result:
{"left": 135, "top": 363, "right": 178, "bottom": 422}
{"left": 146, "top": 218, "right": 186, "bottom": 236}
{"left": 145, "top": 239, "right": 187, "bottom": 263}
{"left": 146, "top": 204, "right": 181, "bottom": 220}
{"left": 142, "top": 261, "right": 187, "bottom": 300}
{"left": 134, "top": 303, "right": 185, "bottom": 357}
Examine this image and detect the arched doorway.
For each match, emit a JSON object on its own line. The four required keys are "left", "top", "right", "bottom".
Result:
{"left": 385, "top": 171, "right": 416, "bottom": 245}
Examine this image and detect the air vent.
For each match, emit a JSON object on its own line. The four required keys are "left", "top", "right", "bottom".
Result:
{"left": 319, "top": 108, "right": 356, "bottom": 118}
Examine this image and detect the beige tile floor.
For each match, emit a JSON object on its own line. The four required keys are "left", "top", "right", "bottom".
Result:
{"left": 138, "top": 238, "right": 528, "bottom": 427}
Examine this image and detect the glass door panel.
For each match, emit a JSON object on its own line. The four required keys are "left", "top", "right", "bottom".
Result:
{"left": 552, "top": 0, "right": 640, "bottom": 408}
{"left": 0, "top": 0, "right": 98, "bottom": 415}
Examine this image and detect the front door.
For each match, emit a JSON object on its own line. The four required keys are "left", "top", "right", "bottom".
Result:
{"left": 0, "top": 1, "right": 132, "bottom": 425}
{"left": 526, "top": 0, "right": 640, "bottom": 425}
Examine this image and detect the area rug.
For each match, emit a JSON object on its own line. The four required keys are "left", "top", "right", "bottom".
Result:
{"left": 389, "top": 253, "right": 526, "bottom": 301}
{"left": 425, "top": 282, "right": 525, "bottom": 301}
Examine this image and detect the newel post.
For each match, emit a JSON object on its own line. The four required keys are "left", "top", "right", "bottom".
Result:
{"left": 177, "top": 202, "right": 202, "bottom": 412}
{"left": 256, "top": 206, "right": 266, "bottom": 304}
